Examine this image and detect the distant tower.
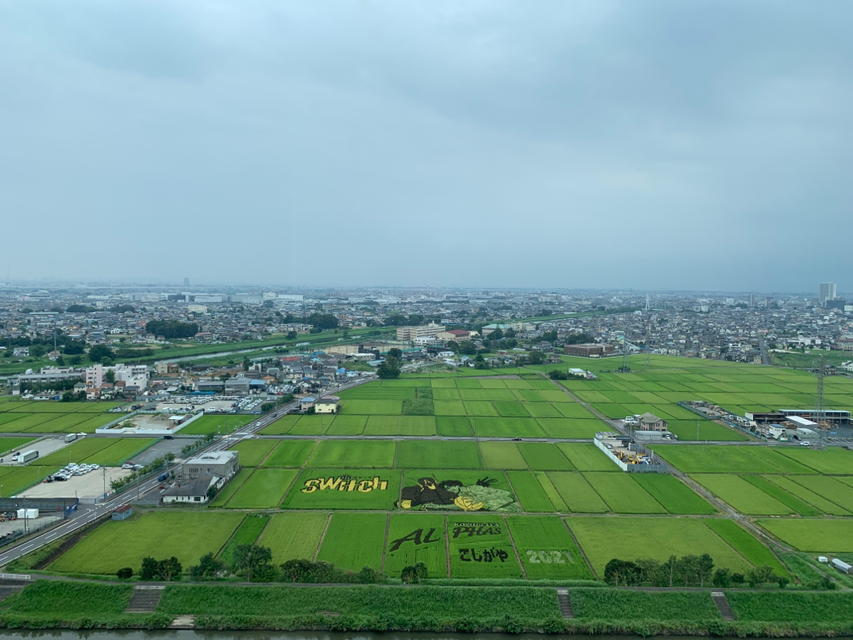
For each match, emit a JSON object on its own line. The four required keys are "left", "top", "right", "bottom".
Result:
{"left": 819, "top": 282, "right": 837, "bottom": 307}
{"left": 183, "top": 277, "right": 190, "bottom": 287}
{"left": 620, "top": 335, "right": 630, "bottom": 373}
{"left": 645, "top": 294, "right": 650, "bottom": 311}
{"left": 748, "top": 293, "right": 755, "bottom": 308}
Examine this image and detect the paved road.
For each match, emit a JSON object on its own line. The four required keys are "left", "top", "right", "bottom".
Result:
{"left": 758, "top": 334, "right": 771, "bottom": 365}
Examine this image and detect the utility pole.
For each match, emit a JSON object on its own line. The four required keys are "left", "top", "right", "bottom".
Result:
{"left": 815, "top": 355, "right": 826, "bottom": 449}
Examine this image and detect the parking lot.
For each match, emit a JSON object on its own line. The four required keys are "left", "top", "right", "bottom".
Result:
{"left": 19, "top": 467, "right": 132, "bottom": 500}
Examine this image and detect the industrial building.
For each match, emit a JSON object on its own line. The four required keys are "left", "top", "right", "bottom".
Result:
{"left": 563, "top": 344, "right": 616, "bottom": 358}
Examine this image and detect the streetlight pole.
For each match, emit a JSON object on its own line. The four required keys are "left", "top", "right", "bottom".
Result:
{"left": 103, "top": 466, "right": 107, "bottom": 501}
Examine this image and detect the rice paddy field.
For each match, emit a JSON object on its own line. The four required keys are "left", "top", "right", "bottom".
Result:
{"left": 0, "top": 401, "right": 126, "bottom": 434}
{"left": 26, "top": 357, "right": 853, "bottom": 584}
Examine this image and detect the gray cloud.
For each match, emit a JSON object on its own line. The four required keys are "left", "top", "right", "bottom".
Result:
{"left": 1, "top": 0, "right": 851, "bottom": 292}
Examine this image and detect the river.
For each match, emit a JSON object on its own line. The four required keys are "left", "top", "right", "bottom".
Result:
{"left": 0, "top": 634, "right": 785, "bottom": 640}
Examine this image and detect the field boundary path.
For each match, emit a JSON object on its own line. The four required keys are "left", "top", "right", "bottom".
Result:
{"left": 711, "top": 591, "right": 734, "bottom": 620}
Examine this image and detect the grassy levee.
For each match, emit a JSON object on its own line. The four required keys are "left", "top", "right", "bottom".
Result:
{"left": 0, "top": 581, "right": 171, "bottom": 629}
{"left": 570, "top": 588, "right": 721, "bottom": 621}
{"left": 5, "top": 580, "right": 853, "bottom": 634}
{"left": 727, "top": 591, "right": 853, "bottom": 623}
{"left": 158, "top": 583, "right": 564, "bottom": 631}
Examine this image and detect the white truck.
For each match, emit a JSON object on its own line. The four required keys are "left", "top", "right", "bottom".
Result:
{"left": 20, "top": 450, "right": 39, "bottom": 464}
{"left": 64, "top": 433, "right": 78, "bottom": 443}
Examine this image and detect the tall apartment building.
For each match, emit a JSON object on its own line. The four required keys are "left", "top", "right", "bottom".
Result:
{"left": 396, "top": 323, "right": 445, "bottom": 341}
{"left": 819, "top": 282, "right": 837, "bottom": 307}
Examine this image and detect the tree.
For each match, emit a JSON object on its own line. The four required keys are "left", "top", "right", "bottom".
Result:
{"left": 281, "top": 559, "right": 314, "bottom": 583}
{"left": 712, "top": 567, "right": 732, "bottom": 588}
{"left": 458, "top": 341, "right": 477, "bottom": 355}
{"left": 156, "top": 557, "right": 183, "bottom": 582}
{"left": 731, "top": 572, "right": 745, "bottom": 586}
{"left": 286, "top": 331, "right": 297, "bottom": 340}
{"left": 116, "top": 567, "right": 133, "bottom": 580}
{"left": 697, "top": 553, "right": 715, "bottom": 587}
{"left": 66, "top": 304, "right": 95, "bottom": 313}
{"left": 777, "top": 575, "right": 790, "bottom": 589}
{"left": 306, "top": 313, "right": 339, "bottom": 330}
{"left": 231, "top": 544, "right": 273, "bottom": 582}
{"left": 399, "top": 562, "right": 428, "bottom": 584}
{"left": 747, "top": 565, "right": 775, "bottom": 588}
{"left": 377, "top": 361, "right": 400, "bottom": 379}
{"left": 88, "top": 344, "right": 115, "bottom": 363}
{"left": 661, "top": 555, "right": 679, "bottom": 588}
{"left": 387, "top": 348, "right": 402, "bottom": 360}
{"left": 145, "top": 321, "right": 199, "bottom": 339}
{"left": 189, "top": 552, "right": 225, "bottom": 581}
{"left": 635, "top": 558, "right": 662, "bottom": 585}
{"left": 604, "top": 559, "right": 642, "bottom": 586}
{"left": 140, "top": 556, "right": 159, "bottom": 580}
{"left": 357, "top": 566, "right": 382, "bottom": 584}
{"left": 63, "top": 340, "right": 85, "bottom": 355}
{"left": 105, "top": 369, "right": 115, "bottom": 384}
{"left": 526, "top": 351, "right": 546, "bottom": 365}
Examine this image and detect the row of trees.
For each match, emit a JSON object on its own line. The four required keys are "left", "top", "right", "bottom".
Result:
{"left": 604, "top": 555, "right": 789, "bottom": 589}
{"left": 145, "top": 321, "right": 200, "bottom": 339}
{"left": 127, "top": 545, "right": 429, "bottom": 585}
{"left": 130, "top": 545, "right": 388, "bottom": 583}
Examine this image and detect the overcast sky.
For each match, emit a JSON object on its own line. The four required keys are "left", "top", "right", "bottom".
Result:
{"left": 1, "top": 1, "right": 851, "bottom": 292}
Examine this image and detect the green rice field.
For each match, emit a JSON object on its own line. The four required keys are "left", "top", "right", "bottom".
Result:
{"left": 49, "top": 511, "right": 244, "bottom": 574}
{"left": 19, "top": 357, "right": 853, "bottom": 585}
